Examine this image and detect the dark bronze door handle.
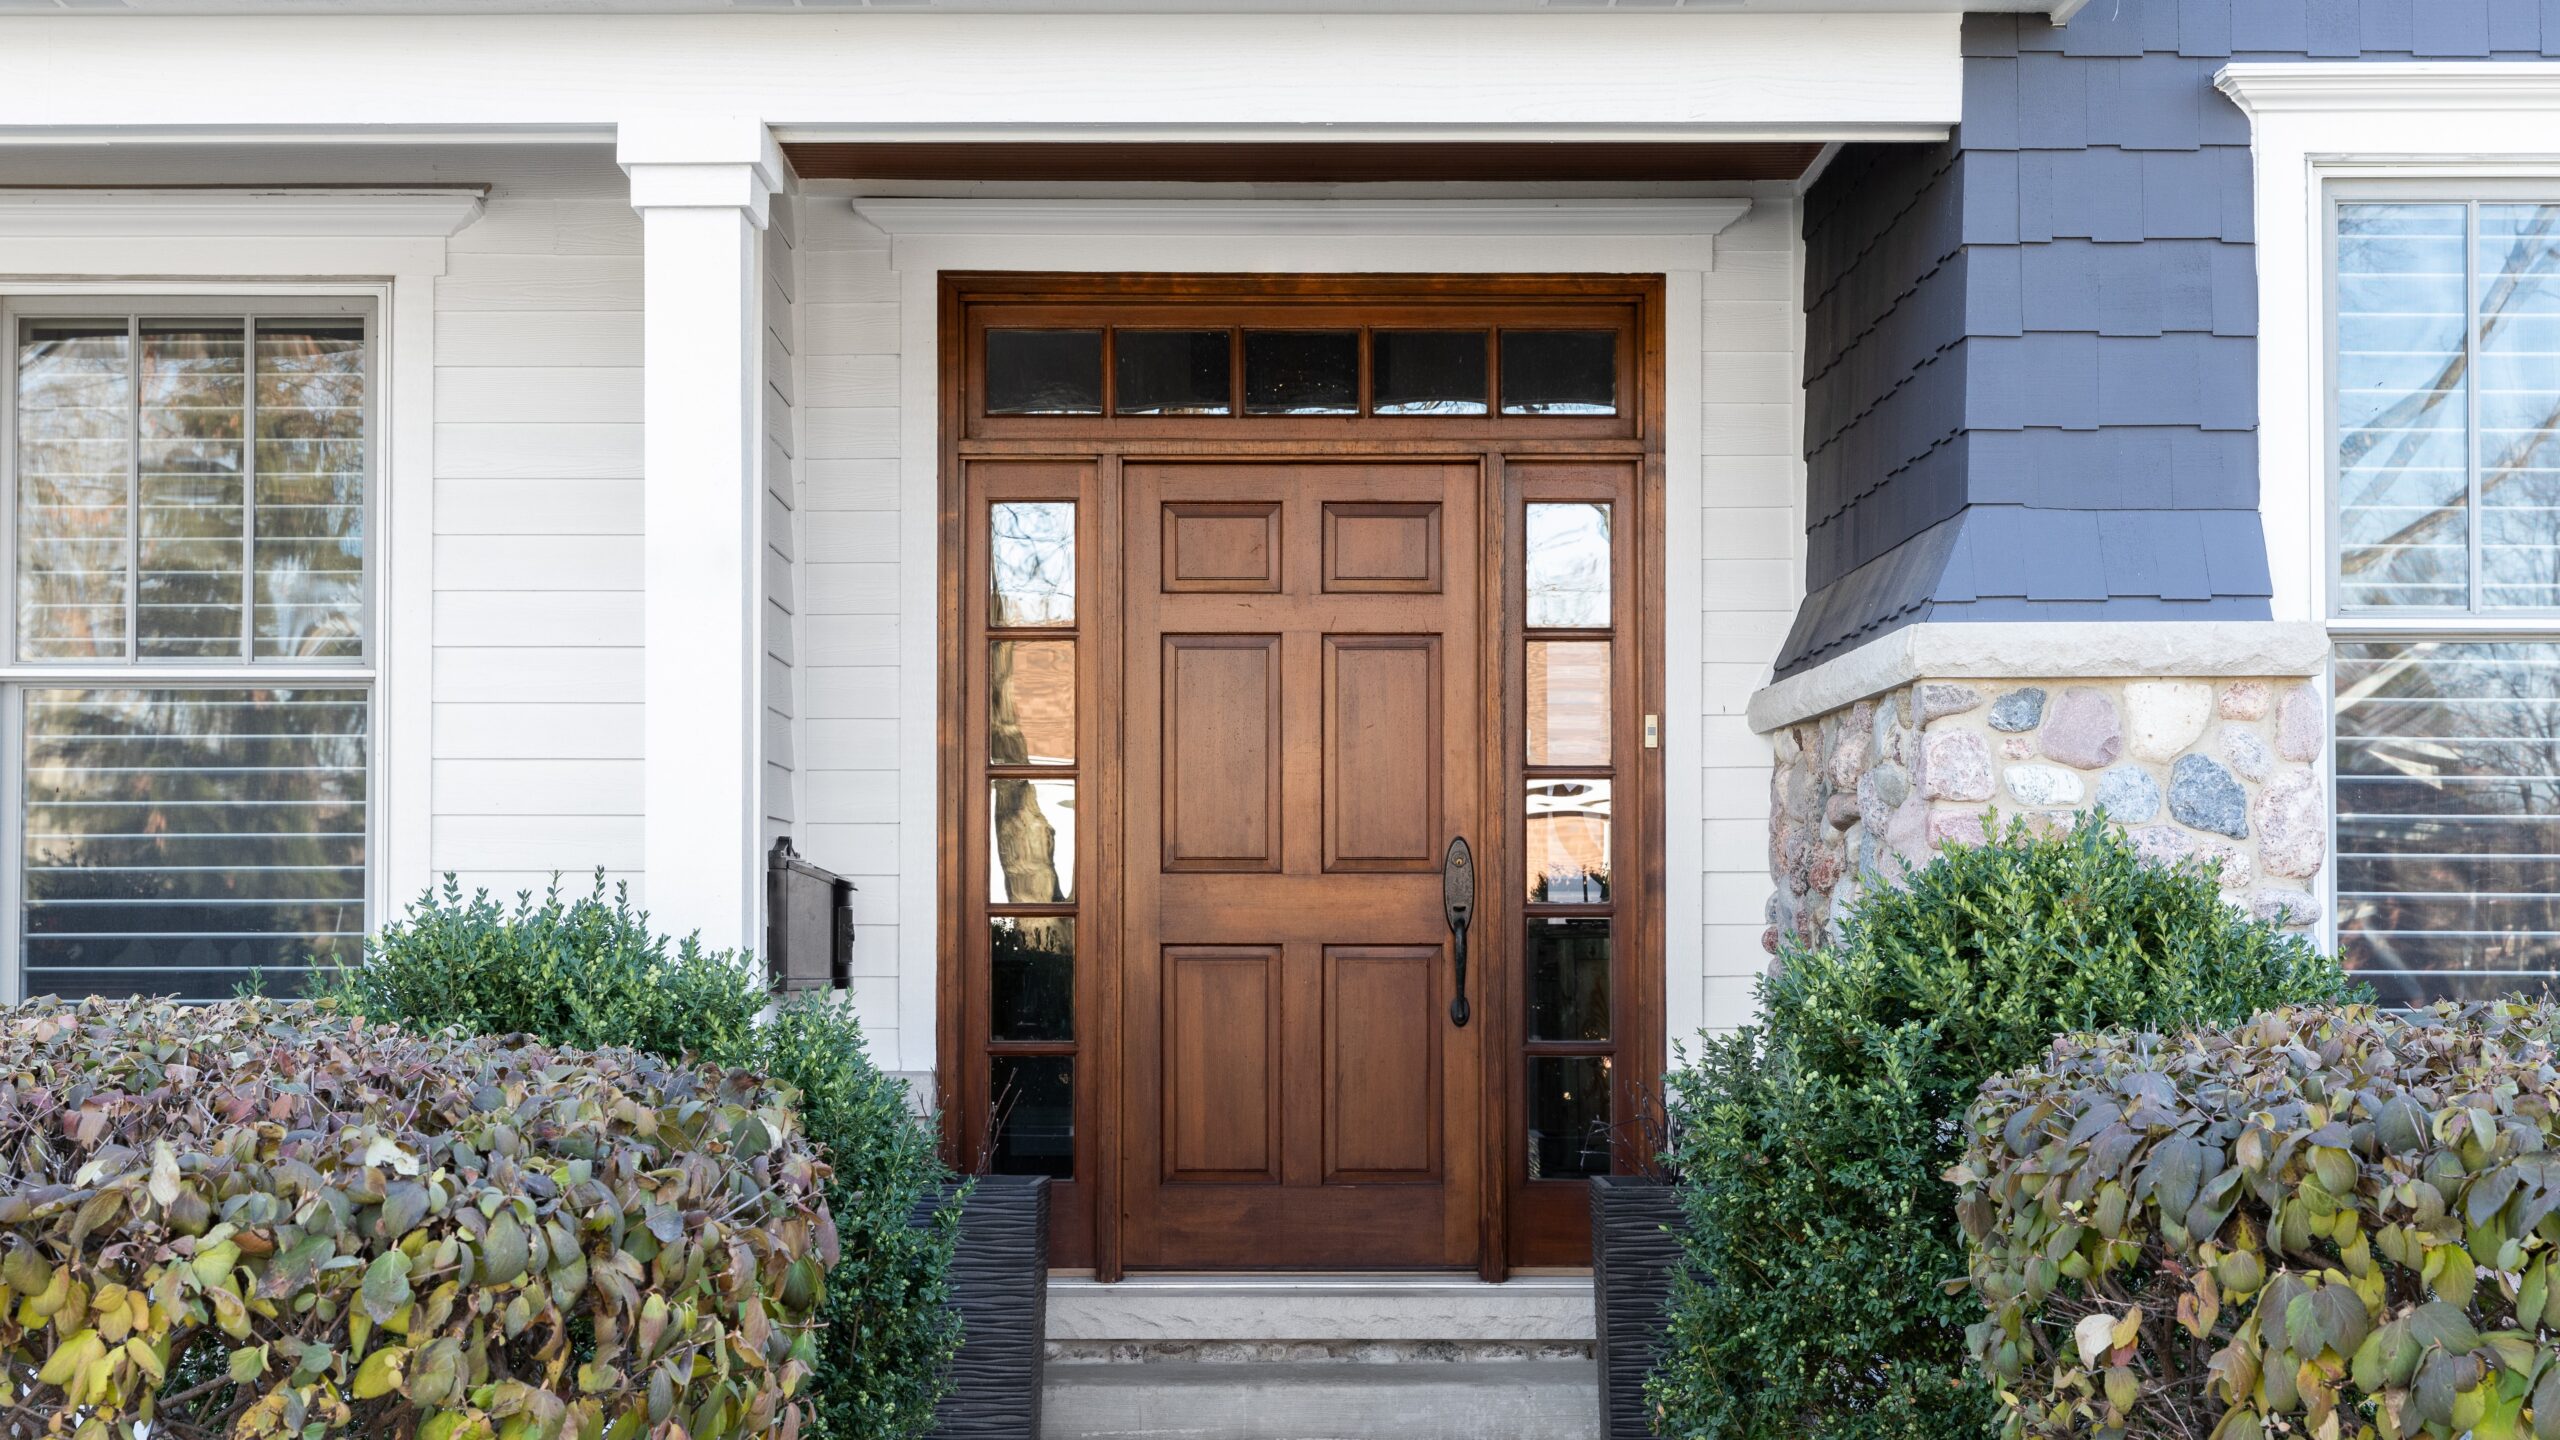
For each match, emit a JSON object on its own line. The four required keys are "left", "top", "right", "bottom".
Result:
{"left": 1442, "top": 836, "right": 1474, "bottom": 1027}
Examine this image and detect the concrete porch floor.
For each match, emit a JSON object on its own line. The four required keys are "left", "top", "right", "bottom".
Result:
{"left": 1041, "top": 1274, "right": 1601, "bottom": 1440}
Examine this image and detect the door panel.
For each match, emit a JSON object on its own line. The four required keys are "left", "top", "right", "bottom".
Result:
{"left": 1123, "top": 460, "right": 1483, "bottom": 1270}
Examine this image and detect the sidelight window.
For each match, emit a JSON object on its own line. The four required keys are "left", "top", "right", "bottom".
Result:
{"left": 6, "top": 299, "right": 374, "bottom": 1002}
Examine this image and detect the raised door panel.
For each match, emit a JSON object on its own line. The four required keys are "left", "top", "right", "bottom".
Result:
{"left": 1161, "top": 634, "right": 1281, "bottom": 872}
{"left": 1322, "top": 501, "right": 1441, "bottom": 593}
{"left": 1163, "top": 946, "right": 1283, "bottom": 1183}
{"left": 1163, "top": 501, "right": 1282, "bottom": 593}
{"left": 1324, "top": 946, "right": 1441, "bottom": 1182}
{"left": 1323, "top": 635, "right": 1439, "bottom": 873}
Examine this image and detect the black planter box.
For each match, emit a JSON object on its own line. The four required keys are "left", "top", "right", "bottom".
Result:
{"left": 1590, "top": 1174, "right": 1688, "bottom": 1440}
{"left": 912, "top": 1173, "right": 1051, "bottom": 1440}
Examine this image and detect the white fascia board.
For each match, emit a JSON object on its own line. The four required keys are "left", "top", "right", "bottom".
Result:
{"left": 0, "top": 12, "right": 1961, "bottom": 137}
{"left": 2219, "top": 61, "right": 2560, "bottom": 114}
{"left": 855, "top": 197, "right": 1754, "bottom": 238}
{"left": 0, "top": 187, "right": 486, "bottom": 238}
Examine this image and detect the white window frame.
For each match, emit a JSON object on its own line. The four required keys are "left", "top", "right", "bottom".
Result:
{"left": 0, "top": 185, "right": 481, "bottom": 1001}
{"left": 2221, "top": 62, "right": 2560, "bottom": 971}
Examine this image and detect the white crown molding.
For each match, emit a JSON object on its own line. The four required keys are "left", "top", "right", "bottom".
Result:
{"left": 0, "top": 186, "right": 488, "bottom": 238}
{"left": 854, "top": 196, "right": 1752, "bottom": 240}
{"left": 2217, "top": 62, "right": 2560, "bottom": 116}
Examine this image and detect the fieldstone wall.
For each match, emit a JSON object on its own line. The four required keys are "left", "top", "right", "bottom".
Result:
{"left": 1766, "top": 677, "right": 2326, "bottom": 954}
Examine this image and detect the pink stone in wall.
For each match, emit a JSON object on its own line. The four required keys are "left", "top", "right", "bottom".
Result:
{"left": 1927, "top": 807, "right": 1988, "bottom": 848}
{"left": 2190, "top": 837, "right": 2253, "bottom": 890}
{"left": 2276, "top": 683, "right": 2324, "bottom": 763}
{"left": 2039, "top": 687, "right": 2124, "bottom": 769}
{"left": 2130, "top": 825, "right": 2193, "bottom": 867}
{"left": 2255, "top": 770, "right": 2326, "bottom": 878}
{"left": 2219, "top": 681, "right": 2269, "bottom": 721}
{"left": 2252, "top": 888, "right": 2323, "bottom": 928}
{"left": 1922, "top": 731, "right": 1995, "bottom": 802}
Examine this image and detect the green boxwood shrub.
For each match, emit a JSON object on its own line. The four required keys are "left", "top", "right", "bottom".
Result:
{"left": 311, "top": 875, "right": 962, "bottom": 1440}
{"left": 1647, "top": 817, "right": 2356, "bottom": 1440}
{"left": 1956, "top": 1001, "right": 2560, "bottom": 1440}
{"left": 0, "top": 997, "right": 833, "bottom": 1439}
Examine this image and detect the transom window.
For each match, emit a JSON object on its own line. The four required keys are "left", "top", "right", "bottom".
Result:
{"left": 2330, "top": 187, "right": 2560, "bottom": 1002}
{"left": 4, "top": 297, "right": 374, "bottom": 1002}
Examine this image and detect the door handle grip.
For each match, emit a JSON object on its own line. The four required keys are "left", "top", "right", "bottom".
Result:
{"left": 1442, "top": 836, "right": 1475, "bottom": 1028}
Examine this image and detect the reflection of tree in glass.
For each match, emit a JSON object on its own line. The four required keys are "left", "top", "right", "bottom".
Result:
{"left": 991, "top": 779, "right": 1066, "bottom": 903}
{"left": 989, "top": 502, "right": 1074, "bottom": 628}
{"left": 2477, "top": 208, "right": 2560, "bottom": 608}
{"left": 16, "top": 326, "right": 133, "bottom": 658}
{"left": 139, "top": 326, "right": 247, "bottom": 657}
{"left": 254, "top": 323, "right": 366, "bottom": 658}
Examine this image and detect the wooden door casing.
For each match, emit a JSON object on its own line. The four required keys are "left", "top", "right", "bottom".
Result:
{"left": 936, "top": 274, "right": 1667, "bottom": 1281}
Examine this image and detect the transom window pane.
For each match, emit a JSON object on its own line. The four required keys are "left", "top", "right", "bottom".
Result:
{"left": 2335, "top": 201, "right": 2560, "bottom": 611}
{"left": 22, "top": 687, "right": 368, "bottom": 1001}
{"left": 984, "top": 330, "right": 1102, "bottom": 416}
{"left": 1243, "top": 331, "right": 1358, "bottom": 415}
{"left": 1114, "top": 330, "right": 1230, "bottom": 416}
{"left": 1372, "top": 330, "right": 1488, "bottom": 416}
{"left": 2335, "top": 640, "right": 2560, "bottom": 1002}
{"left": 1502, "top": 331, "right": 1617, "bottom": 416}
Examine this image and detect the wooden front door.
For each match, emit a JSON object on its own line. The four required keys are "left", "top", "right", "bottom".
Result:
{"left": 1121, "top": 460, "right": 1484, "bottom": 1269}
{"left": 941, "top": 275, "right": 1666, "bottom": 1280}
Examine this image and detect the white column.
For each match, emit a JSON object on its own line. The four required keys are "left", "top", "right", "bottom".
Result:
{"left": 619, "top": 117, "right": 783, "bottom": 952}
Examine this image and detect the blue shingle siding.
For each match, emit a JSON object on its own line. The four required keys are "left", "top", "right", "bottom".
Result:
{"left": 1775, "top": 0, "right": 2560, "bottom": 676}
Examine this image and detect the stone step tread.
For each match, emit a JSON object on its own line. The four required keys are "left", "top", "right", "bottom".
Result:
{"left": 1043, "top": 1360, "right": 1599, "bottom": 1440}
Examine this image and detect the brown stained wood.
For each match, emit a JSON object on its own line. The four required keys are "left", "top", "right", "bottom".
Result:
{"left": 940, "top": 274, "right": 1666, "bottom": 1276}
{"left": 786, "top": 140, "right": 1824, "bottom": 184}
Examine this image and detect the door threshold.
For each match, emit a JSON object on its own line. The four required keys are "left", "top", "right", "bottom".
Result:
{"left": 1049, "top": 1272, "right": 1594, "bottom": 1344}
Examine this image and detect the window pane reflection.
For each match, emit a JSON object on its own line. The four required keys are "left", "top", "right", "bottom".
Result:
{"left": 138, "top": 323, "right": 246, "bottom": 659}
{"left": 1373, "top": 331, "right": 1487, "bottom": 416}
{"left": 17, "top": 321, "right": 132, "bottom": 660}
{"left": 990, "top": 1055, "right": 1075, "bottom": 1178}
{"left": 2335, "top": 640, "right": 2560, "bottom": 999}
{"left": 1526, "top": 777, "right": 1610, "bottom": 904}
{"left": 1527, "top": 1055, "right": 1611, "bottom": 1180}
{"left": 1528, "top": 918, "right": 1611, "bottom": 1042}
{"left": 1527, "top": 641, "right": 1610, "bottom": 766}
{"left": 1244, "top": 331, "right": 1357, "bottom": 415}
{"left": 1502, "top": 331, "right": 1617, "bottom": 416}
{"left": 989, "top": 777, "right": 1075, "bottom": 904}
{"left": 23, "top": 687, "right": 368, "bottom": 1001}
{"left": 2334, "top": 204, "right": 2476, "bottom": 608}
{"left": 990, "top": 502, "right": 1075, "bottom": 628}
{"left": 1526, "top": 503, "right": 1611, "bottom": 629}
{"left": 2477, "top": 204, "right": 2560, "bottom": 609}
{"left": 992, "top": 916, "right": 1074, "bottom": 1042}
{"left": 985, "top": 330, "right": 1102, "bottom": 416}
{"left": 254, "top": 321, "right": 366, "bottom": 658}
{"left": 990, "top": 639, "right": 1074, "bottom": 766}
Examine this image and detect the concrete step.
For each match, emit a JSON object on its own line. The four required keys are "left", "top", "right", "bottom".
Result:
{"left": 1042, "top": 1358, "right": 1600, "bottom": 1440}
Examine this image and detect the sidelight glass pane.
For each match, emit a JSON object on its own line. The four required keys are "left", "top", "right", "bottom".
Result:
{"left": 991, "top": 916, "right": 1075, "bottom": 1042}
{"left": 23, "top": 687, "right": 368, "bottom": 1001}
{"left": 1244, "top": 331, "right": 1358, "bottom": 415}
{"left": 2335, "top": 640, "right": 2560, "bottom": 1002}
{"left": 1525, "top": 503, "right": 1612, "bottom": 629}
{"left": 1115, "top": 329, "right": 1230, "bottom": 415}
{"left": 16, "top": 321, "right": 132, "bottom": 660}
{"left": 989, "top": 777, "right": 1076, "bottom": 905}
{"left": 2476, "top": 205, "right": 2560, "bottom": 608}
{"left": 990, "top": 502, "right": 1075, "bottom": 628}
{"left": 1527, "top": 641, "right": 1611, "bottom": 766}
{"left": 254, "top": 320, "right": 367, "bottom": 658}
{"left": 1527, "top": 1055, "right": 1612, "bottom": 1180}
{"left": 138, "top": 322, "right": 247, "bottom": 658}
{"left": 1502, "top": 330, "right": 1617, "bottom": 416}
{"left": 1527, "top": 917, "right": 1612, "bottom": 1042}
{"left": 989, "top": 1055, "right": 1075, "bottom": 1179}
{"left": 2337, "top": 203, "right": 2471, "bottom": 609}
{"left": 1372, "top": 330, "right": 1488, "bottom": 416}
{"left": 984, "top": 330, "right": 1102, "bottom": 415}
{"left": 990, "top": 639, "right": 1074, "bottom": 766}
{"left": 1526, "top": 777, "right": 1611, "bottom": 904}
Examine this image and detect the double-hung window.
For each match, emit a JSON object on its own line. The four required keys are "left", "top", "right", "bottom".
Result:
{"left": 2330, "top": 186, "right": 2560, "bottom": 1001}
{"left": 3, "top": 297, "right": 374, "bottom": 1002}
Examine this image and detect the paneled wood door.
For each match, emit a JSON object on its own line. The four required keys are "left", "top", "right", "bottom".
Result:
{"left": 939, "top": 274, "right": 1666, "bottom": 1281}
{"left": 1120, "top": 460, "right": 1484, "bottom": 1269}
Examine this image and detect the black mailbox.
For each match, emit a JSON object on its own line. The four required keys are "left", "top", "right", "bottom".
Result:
{"left": 766, "top": 837, "right": 853, "bottom": 993}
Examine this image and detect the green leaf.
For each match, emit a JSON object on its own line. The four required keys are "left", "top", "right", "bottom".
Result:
{"left": 359, "top": 1250, "right": 413, "bottom": 1324}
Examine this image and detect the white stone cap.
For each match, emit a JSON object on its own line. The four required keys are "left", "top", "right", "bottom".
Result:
{"left": 1047, "top": 1274, "right": 1596, "bottom": 1344}
{"left": 1746, "top": 621, "right": 2333, "bottom": 735}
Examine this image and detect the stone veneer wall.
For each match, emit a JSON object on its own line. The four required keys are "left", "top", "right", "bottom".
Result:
{"left": 1767, "top": 677, "right": 2326, "bottom": 953}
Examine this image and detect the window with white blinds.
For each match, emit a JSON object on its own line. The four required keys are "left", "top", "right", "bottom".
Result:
{"left": 2333, "top": 193, "right": 2560, "bottom": 1003}
{"left": 5, "top": 300, "right": 373, "bottom": 1002}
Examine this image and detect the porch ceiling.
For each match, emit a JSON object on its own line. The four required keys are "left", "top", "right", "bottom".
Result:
{"left": 0, "top": 0, "right": 2071, "bottom": 11}
{"left": 784, "top": 141, "right": 1828, "bottom": 184}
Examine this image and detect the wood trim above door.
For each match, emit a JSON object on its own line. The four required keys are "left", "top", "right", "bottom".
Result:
{"left": 938, "top": 273, "right": 1666, "bottom": 1282}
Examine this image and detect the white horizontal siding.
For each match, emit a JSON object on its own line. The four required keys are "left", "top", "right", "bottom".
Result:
{"left": 763, "top": 188, "right": 803, "bottom": 850}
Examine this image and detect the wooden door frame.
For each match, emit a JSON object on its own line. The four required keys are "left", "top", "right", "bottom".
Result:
{"left": 936, "top": 272, "right": 1667, "bottom": 1281}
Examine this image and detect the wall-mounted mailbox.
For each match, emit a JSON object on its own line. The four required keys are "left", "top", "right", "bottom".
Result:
{"left": 767, "top": 837, "right": 853, "bottom": 993}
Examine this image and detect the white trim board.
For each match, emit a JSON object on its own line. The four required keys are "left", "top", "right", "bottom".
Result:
{"left": 0, "top": 13, "right": 1961, "bottom": 138}
{"left": 0, "top": 188, "right": 485, "bottom": 238}
{"left": 872, "top": 196, "right": 1750, "bottom": 1073}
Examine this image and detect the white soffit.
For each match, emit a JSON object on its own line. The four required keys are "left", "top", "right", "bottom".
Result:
{"left": 0, "top": 187, "right": 488, "bottom": 237}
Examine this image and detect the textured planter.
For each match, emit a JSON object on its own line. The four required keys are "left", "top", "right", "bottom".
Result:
{"left": 913, "top": 1173, "right": 1051, "bottom": 1440}
{"left": 1590, "top": 1174, "right": 1687, "bottom": 1440}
